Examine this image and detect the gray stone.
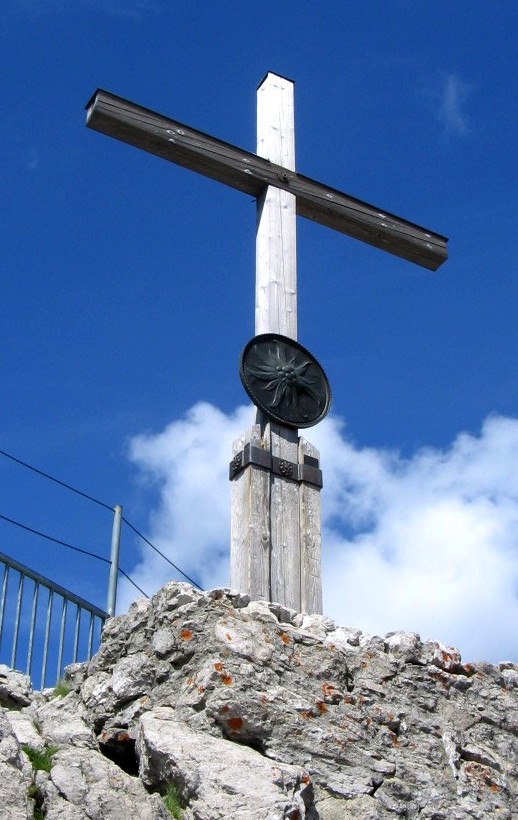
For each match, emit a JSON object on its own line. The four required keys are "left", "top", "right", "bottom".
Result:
{"left": 0, "top": 582, "right": 516, "bottom": 818}
{"left": 111, "top": 652, "right": 156, "bottom": 703}
{"left": 34, "top": 693, "right": 97, "bottom": 750}
{"left": 47, "top": 748, "right": 169, "bottom": 819}
{"left": 384, "top": 631, "right": 423, "bottom": 663}
{"left": 316, "top": 793, "right": 381, "bottom": 819}
{"left": 8, "top": 710, "right": 45, "bottom": 752}
{"left": 0, "top": 665, "right": 32, "bottom": 710}
{"left": 137, "top": 707, "right": 315, "bottom": 819}
{"left": 0, "top": 708, "right": 34, "bottom": 819}
{"left": 151, "top": 627, "right": 177, "bottom": 657}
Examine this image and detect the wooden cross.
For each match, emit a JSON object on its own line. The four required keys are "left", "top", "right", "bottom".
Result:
{"left": 86, "top": 73, "right": 447, "bottom": 614}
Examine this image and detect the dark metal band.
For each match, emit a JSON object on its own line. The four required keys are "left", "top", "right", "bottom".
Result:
{"left": 229, "top": 444, "right": 323, "bottom": 489}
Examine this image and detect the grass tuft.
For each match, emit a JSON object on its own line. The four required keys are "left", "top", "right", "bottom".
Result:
{"left": 163, "top": 782, "right": 183, "bottom": 819}
{"left": 22, "top": 744, "right": 59, "bottom": 773}
{"left": 51, "top": 679, "right": 71, "bottom": 698}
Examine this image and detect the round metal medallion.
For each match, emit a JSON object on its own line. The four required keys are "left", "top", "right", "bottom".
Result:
{"left": 239, "top": 333, "right": 331, "bottom": 429}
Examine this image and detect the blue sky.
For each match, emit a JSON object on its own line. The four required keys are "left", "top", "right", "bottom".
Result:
{"left": 2, "top": 1, "right": 518, "bottom": 664}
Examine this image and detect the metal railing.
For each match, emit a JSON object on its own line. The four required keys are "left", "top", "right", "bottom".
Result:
{"left": 0, "top": 550, "right": 108, "bottom": 690}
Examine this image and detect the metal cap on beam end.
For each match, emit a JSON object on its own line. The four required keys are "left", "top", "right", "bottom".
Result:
{"left": 85, "top": 89, "right": 105, "bottom": 123}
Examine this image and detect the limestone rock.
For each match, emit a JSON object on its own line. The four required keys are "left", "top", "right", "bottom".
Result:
{"left": 32, "top": 693, "right": 97, "bottom": 750}
{"left": 138, "top": 706, "right": 315, "bottom": 819}
{"left": 0, "top": 709, "right": 34, "bottom": 819}
{"left": 0, "top": 581, "right": 516, "bottom": 818}
{"left": 0, "top": 665, "right": 32, "bottom": 710}
{"left": 8, "top": 710, "right": 46, "bottom": 753}
{"left": 46, "top": 748, "right": 169, "bottom": 819}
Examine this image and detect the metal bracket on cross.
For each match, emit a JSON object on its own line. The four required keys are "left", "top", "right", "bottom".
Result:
{"left": 229, "top": 443, "right": 323, "bottom": 489}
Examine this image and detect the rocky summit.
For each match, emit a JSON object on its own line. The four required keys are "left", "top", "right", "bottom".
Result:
{"left": 1, "top": 583, "right": 517, "bottom": 819}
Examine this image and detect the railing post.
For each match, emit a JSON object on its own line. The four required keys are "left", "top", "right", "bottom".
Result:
{"left": 107, "top": 504, "right": 122, "bottom": 617}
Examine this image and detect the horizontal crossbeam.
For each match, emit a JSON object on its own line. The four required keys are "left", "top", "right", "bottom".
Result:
{"left": 86, "top": 90, "right": 448, "bottom": 271}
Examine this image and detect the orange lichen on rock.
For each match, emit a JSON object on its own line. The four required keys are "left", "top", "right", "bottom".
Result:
{"left": 321, "top": 682, "right": 343, "bottom": 704}
{"left": 227, "top": 716, "right": 243, "bottom": 731}
{"left": 428, "top": 670, "right": 451, "bottom": 689}
{"left": 180, "top": 629, "right": 193, "bottom": 641}
{"left": 316, "top": 700, "right": 327, "bottom": 715}
{"left": 463, "top": 761, "right": 501, "bottom": 791}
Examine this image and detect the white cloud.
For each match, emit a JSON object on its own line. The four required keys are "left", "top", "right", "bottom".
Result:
{"left": 121, "top": 405, "right": 518, "bottom": 664}
{"left": 314, "top": 415, "right": 518, "bottom": 663}
{"left": 120, "top": 402, "right": 254, "bottom": 604}
{"left": 437, "top": 74, "right": 472, "bottom": 136}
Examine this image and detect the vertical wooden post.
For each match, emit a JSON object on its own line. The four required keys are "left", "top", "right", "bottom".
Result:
{"left": 230, "top": 73, "right": 322, "bottom": 614}
{"left": 256, "top": 74, "right": 302, "bottom": 612}
{"left": 255, "top": 73, "right": 297, "bottom": 338}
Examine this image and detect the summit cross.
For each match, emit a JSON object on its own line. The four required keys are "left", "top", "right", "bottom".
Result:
{"left": 86, "top": 73, "right": 447, "bottom": 614}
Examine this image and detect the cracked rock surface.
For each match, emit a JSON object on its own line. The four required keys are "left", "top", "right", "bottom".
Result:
{"left": 0, "top": 584, "right": 517, "bottom": 818}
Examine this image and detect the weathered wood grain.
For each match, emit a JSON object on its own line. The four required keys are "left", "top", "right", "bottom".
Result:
{"left": 256, "top": 73, "right": 297, "bottom": 337}
{"left": 299, "top": 438, "right": 323, "bottom": 615}
{"left": 255, "top": 77, "right": 302, "bottom": 612}
{"left": 86, "top": 89, "right": 447, "bottom": 270}
{"left": 269, "top": 422, "right": 301, "bottom": 611}
{"left": 230, "top": 425, "right": 270, "bottom": 600}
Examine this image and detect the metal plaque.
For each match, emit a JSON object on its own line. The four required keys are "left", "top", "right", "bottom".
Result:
{"left": 239, "top": 334, "right": 331, "bottom": 429}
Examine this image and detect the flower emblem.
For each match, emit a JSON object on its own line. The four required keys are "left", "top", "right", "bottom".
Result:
{"left": 240, "top": 334, "right": 331, "bottom": 429}
{"left": 247, "top": 341, "right": 321, "bottom": 418}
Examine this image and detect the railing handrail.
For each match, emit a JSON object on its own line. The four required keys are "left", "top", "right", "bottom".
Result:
{"left": 0, "top": 549, "right": 108, "bottom": 620}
